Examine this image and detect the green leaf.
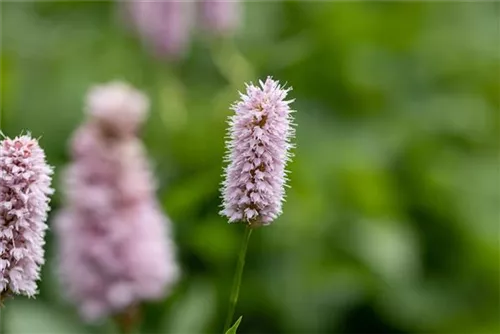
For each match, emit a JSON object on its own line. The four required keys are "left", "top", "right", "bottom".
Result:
{"left": 7, "top": 299, "right": 88, "bottom": 334}
{"left": 163, "top": 280, "right": 216, "bottom": 334}
{"left": 225, "top": 316, "right": 243, "bottom": 334}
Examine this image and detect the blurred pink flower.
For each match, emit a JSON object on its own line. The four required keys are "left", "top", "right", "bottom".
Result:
{"left": 127, "top": 0, "right": 194, "bottom": 59}
{"left": 0, "top": 135, "right": 54, "bottom": 297}
{"left": 55, "top": 82, "right": 179, "bottom": 321}
{"left": 201, "top": 0, "right": 241, "bottom": 36}
{"left": 220, "top": 77, "right": 295, "bottom": 226}
{"left": 86, "top": 81, "right": 149, "bottom": 137}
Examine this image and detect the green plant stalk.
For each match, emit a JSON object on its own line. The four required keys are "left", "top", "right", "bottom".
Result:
{"left": 223, "top": 225, "right": 253, "bottom": 333}
{"left": 0, "top": 295, "right": 5, "bottom": 334}
{"left": 116, "top": 320, "right": 129, "bottom": 334}
{"left": 0, "top": 291, "right": 10, "bottom": 308}
{"left": 114, "top": 304, "right": 140, "bottom": 334}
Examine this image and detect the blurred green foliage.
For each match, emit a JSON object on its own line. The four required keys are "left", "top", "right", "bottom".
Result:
{"left": 1, "top": 1, "right": 499, "bottom": 334}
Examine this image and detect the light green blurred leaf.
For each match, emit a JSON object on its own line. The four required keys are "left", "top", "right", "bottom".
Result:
{"left": 347, "top": 219, "right": 420, "bottom": 284}
{"left": 7, "top": 300, "right": 87, "bottom": 334}
{"left": 225, "top": 316, "right": 242, "bottom": 334}
{"left": 163, "top": 280, "right": 216, "bottom": 334}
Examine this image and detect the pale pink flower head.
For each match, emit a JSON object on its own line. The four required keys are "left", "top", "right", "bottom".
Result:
{"left": 201, "top": 0, "right": 241, "bottom": 36}
{"left": 0, "top": 134, "right": 54, "bottom": 297}
{"left": 55, "top": 82, "right": 179, "bottom": 322}
{"left": 220, "top": 77, "right": 295, "bottom": 226}
{"left": 85, "top": 81, "right": 149, "bottom": 137}
{"left": 127, "top": 0, "right": 194, "bottom": 59}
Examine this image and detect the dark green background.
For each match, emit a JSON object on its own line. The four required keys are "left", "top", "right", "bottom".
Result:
{"left": 1, "top": 1, "right": 499, "bottom": 333}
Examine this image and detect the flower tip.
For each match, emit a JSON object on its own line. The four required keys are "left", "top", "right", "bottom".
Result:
{"left": 85, "top": 81, "right": 150, "bottom": 135}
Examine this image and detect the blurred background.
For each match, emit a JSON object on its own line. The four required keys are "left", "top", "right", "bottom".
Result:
{"left": 1, "top": 1, "right": 499, "bottom": 333}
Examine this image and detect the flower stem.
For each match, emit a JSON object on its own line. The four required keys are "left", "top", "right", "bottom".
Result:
{"left": 0, "top": 295, "right": 6, "bottom": 334}
{"left": 223, "top": 225, "right": 253, "bottom": 333}
{"left": 0, "top": 292, "right": 9, "bottom": 308}
{"left": 114, "top": 305, "right": 139, "bottom": 334}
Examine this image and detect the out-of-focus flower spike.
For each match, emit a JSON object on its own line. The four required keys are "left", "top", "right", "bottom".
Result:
{"left": 127, "top": 0, "right": 194, "bottom": 59}
{"left": 201, "top": 0, "right": 241, "bottom": 36}
{"left": 55, "top": 81, "right": 179, "bottom": 322}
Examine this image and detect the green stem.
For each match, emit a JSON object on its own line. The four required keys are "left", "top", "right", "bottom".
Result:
{"left": 0, "top": 292, "right": 9, "bottom": 308}
{"left": 115, "top": 316, "right": 129, "bottom": 334}
{"left": 0, "top": 296, "right": 6, "bottom": 334}
{"left": 114, "top": 305, "right": 139, "bottom": 334}
{"left": 223, "top": 225, "right": 253, "bottom": 333}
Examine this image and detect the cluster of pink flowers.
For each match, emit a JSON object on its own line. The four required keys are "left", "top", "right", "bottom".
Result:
{"left": 0, "top": 74, "right": 296, "bottom": 333}
{"left": 220, "top": 77, "right": 295, "bottom": 226}
{"left": 0, "top": 135, "right": 53, "bottom": 297}
{"left": 126, "top": 0, "right": 242, "bottom": 59}
{"left": 54, "top": 82, "right": 179, "bottom": 321}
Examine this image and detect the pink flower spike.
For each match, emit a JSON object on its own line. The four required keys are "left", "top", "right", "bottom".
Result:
{"left": 127, "top": 0, "right": 194, "bottom": 60}
{"left": 220, "top": 77, "right": 295, "bottom": 226}
{"left": 55, "top": 82, "right": 179, "bottom": 322}
{"left": 0, "top": 134, "right": 54, "bottom": 297}
{"left": 201, "top": 0, "right": 241, "bottom": 36}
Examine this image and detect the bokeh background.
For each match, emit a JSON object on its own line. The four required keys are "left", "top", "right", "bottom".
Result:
{"left": 1, "top": 1, "right": 499, "bottom": 333}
